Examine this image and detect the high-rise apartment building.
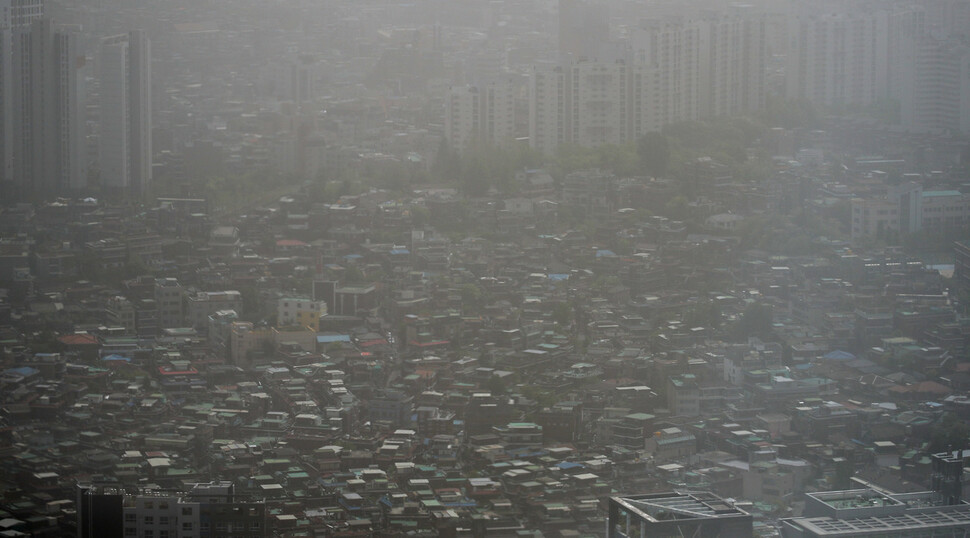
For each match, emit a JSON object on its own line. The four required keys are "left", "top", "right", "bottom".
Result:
{"left": 904, "top": 36, "right": 970, "bottom": 133}
{"left": 785, "top": 10, "right": 887, "bottom": 107}
{"left": 0, "top": 11, "right": 83, "bottom": 200}
{"left": 0, "top": 0, "right": 44, "bottom": 194}
{"left": 100, "top": 30, "right": 152, "bottom": 196}
{"left": 785, "top": 1, "right": 970, "bottom": 134}
{"left": 699, "top": 13, "right": 767, "bottom": 117}
{"left": 630, "top": 18, "right": 702, "bottom": 129}
{"left": 445, "top": 78, "right": 515, "bottom": 153}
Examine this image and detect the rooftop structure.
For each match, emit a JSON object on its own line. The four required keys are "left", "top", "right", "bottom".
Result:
{"left": 607, "top": 491, "right": 752, "bottom": 537}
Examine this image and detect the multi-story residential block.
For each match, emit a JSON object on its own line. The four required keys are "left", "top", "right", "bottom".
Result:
{"left": 105, "top": 296, "right": 136, "bottom": 334}
{"left": 630, "top": 18, "right": 701, "bottom": 130}
{"left": 2, "top": 16, "right": 84, "bottom": 200}
{"left": 77, "top": 481, "right": 266, "bottom": 538}
{"left": 0, "top": 0, "right": 45, "bottom": 194}
{"left": 276, "top": 296, "right": 326, "bottom": 330}
{"left": 699, "top": 13, "right": 766, "bottom": 117}
{"left": 154, "top": 278, "right": 184, "bottom": 329}
{"left": 786, "top": 10, "right": 886, "bottom": 108}
{"left": 100, "top": 30, "right": 151, "bottom": 196}
{"left": 787, "top": 3, "right": 970, "bottom": 134}
{"left": 185, "top": 290, "right": 242, "bottom": 330}
{"left": 228, "top": 320, "right": 274, "bottom": 367}
{"left": 850, "top": 182, "right": 922, "bottom": 239}
{"left": 851, "top": 184, "right": 970, "bottom": 239}
{"left": 445, "top": 78, "right": 515, "bottom": 153}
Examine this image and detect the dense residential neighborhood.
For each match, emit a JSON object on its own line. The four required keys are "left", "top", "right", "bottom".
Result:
{"left": 3, "top": 126, "right": 970, "bottom": 535}
{"left": 3, "top": 0, "right": 970, "bottom": 535}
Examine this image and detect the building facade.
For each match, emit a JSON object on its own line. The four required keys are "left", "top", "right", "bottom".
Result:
{"left": 100, "top": 30, "right": 152, "bottom": 196}
{"left": 607, "top": 491, "right": 753, "bottom": 538}
{"left": 445, "top": 78, "right": 516, "bottom": 153}
{"left": 2, "top": 16, "right": 83, "bottom": 199}
{"left": 77, "top": 481, "right": 267, "bottom": 538}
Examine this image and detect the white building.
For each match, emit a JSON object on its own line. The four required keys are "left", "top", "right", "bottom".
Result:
{"left": 445, "top": 78, "right": 515, "bottom": 153}
{"left": 630, "top": 18, "right": 701, "bottom": 130}
{"left": 699, "top": 13, "right": 766, "bottom": 118}
{"left": 785, "top": 10, "right": 886, "bottom": 107}
{"left": 185, "top": 290, "right": 242, "bottom": 330}
{"left": 850, "top": 183, "right": 970, "bottom": 239}
{"left": 785, "top": 3, "right": 970, "bottom": 134}
{"left": 277, "top": 296, "right": 327, "bottom": 331}
{"left": 154, "top": 277, "right": 184, "bottom": 329}
{"left": 100, "top": 30, "right": 151, "bottom": 196}
{"left": 904, "top": 37, "right": 970, "bottom": 133}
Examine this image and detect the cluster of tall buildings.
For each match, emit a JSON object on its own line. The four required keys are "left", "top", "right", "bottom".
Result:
{"left": 785, "top": 0, "right": 970, "bottom": 134}
{"left": 0, "top": 0, "right": 151, "bottom": 201}
{"left": 446, "top": 0, "right": 970, "bottom": 156}
{"left": 447, "top": 2, "right": 768, "bottom": 156}
{"left": 530, "top": 11, "right": 767, "bottom": 154}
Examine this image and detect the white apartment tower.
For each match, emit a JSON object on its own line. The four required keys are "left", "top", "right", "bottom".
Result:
{"left": 699, "top": 13, "right": 767, "bottom": 117}
{"left": 904, "top": 36, "right": 970, "bottom": 133}
{"left": 529, "top": 64, "right": 567, "bottom": 155}
{"left": 100, "top": 29, "right": 151, "bottom": 196}
{"left": 785, "top": 2, "right": 970, "bottom": 134}
{"left": 785, "top": 10, "right": 886, "bottom": 107}
{"left": 445, "top": 78, "right": 515, "bottom": 153}
{"left": 569, "top": 61, "right": 630, "bottom": 147}
{"left": 630, "top": 18, "right": 701, "bottom": 128}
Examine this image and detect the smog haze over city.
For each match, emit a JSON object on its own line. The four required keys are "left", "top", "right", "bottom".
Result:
{"left": 2, "top": 0, "right": 970, "bottom": 536}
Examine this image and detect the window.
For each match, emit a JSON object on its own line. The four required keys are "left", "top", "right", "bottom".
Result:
{"left": 125, "top": 513, "right": 136, "bottom": 522}
{"left": 144, "top": 516, "right": 154, "bottom": 525}
{"left": 181, "top": 507, "right": 192, "bottom": 516}
{"left": 182, "top": 522, "right": 193, "bottom": 531}
{"left": 125, "top": 527, "right": 137, "bottom": 537}
{"left": 158, "top": 501, "right": 168, "bottom": 510}
{"left": 159, "top": 532, "right": 169, "bottom": 538}
{"left": 159, "top": 516, "right": 168, "bottom": 525}
{"left": 143, "top": 532, "right": 153, "bottom": 538}
{"left": 143, "top": 501, "right": 153, "bottom": 510}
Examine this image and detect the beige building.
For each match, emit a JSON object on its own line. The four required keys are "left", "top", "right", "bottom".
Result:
{"left": 445, "top": 78, "right": 516, "bottom": 153}
{"left": 277, "top": 296, "right": 327, "bottom": 331}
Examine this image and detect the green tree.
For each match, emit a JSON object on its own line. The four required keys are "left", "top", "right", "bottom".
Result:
{"left": 459, "top": 283, "right": 484, "bottom": 312}
{"left": 551, "top": 302, "right": 573, "bottom": 327}
{"left": 486, "top": 375, "right": 508, "bottom": 395}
